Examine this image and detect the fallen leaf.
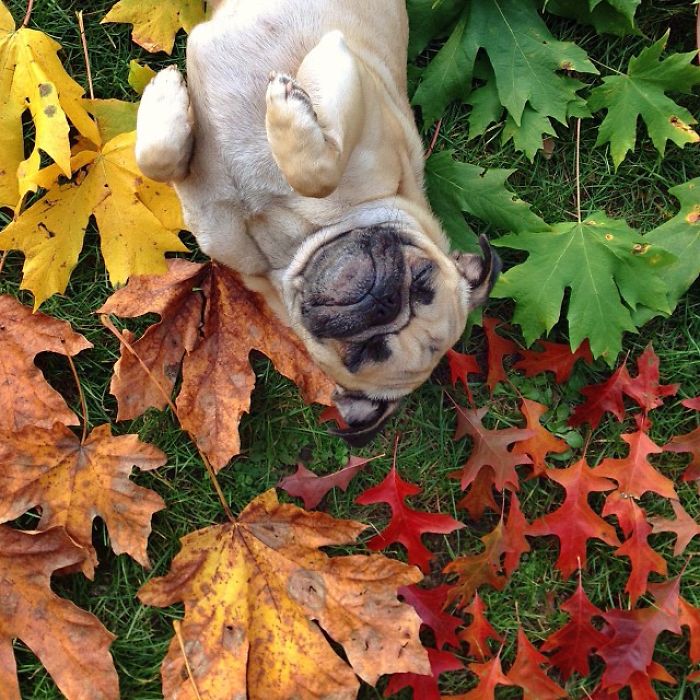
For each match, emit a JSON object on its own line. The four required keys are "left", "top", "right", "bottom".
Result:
{"left": 665, "top": 425, "right": 700, "bottom": 488}
{"left": 649, "top": 500, "right": 700, "bottom": 556}
{"left": 0, "top": 423, "right": 166, "bottom": 577}
{"left": 384, "top": 647, "right": 463, "bottom": 700}
{"left": 458, "top": 592, "right": 502, "bottom": 661}
{"left": 451, "top": 404, "right": 533, "bottom": 492}
{"left": 0, "top": 132, "right": 186, "bottom": 308}
{"left": 0, "top": 526, "right": 118, "bottom": 700}
{"left": 443, "top": 518, "right": 508, "bottom": 608}
{"left": 513, "top": 339, "right": 593, "bottom": 383}
{"left": 279, "top": 456, "right": 374, "bottom": 509}
{"left": 502, "top": 492, "right": 531, "bottom": 576}
{"left": 100, "top": 260, "right": 333, "bottom": 470}
{"left": 444, "top": 653, "right": 514, "bottom": 699}
{"left": 446, "top": 347, "right": 481, "bottom": 404}
{"left": 483, "top": 316, "right": 519, "bottom": 392}
{"left": 593, "top": 431, "right": 677, "bottom": 500}
{"left": 355, "top": 463, "right": 464, "bottom": 573}
{"left": 456, "top": 468, "right": 500, "bottom": 520}
{"left": 541, "top": 579, "right": 608, "bottom": 680}
{"left": 0, "top": 3, "right": 100, "bottom": 207}
{"left": 622, "top": 343, "right": 679, "bottom": 415}
{"left": 139, "top": 490, "right": 430, "bottom": 698}
{"left": 513, "top": 398, "right": 569, "bottom": 477}
{"left": 528, "top": 459, "right": 620, "bottom": 577}
{"left": 102, "top": 0, "right": 206, "bottom": 54}
{"left": 603, "top": 499, "right": 667, "bottom": 605}
{"left": 506, "top": 627, "right": 567, "bottom": 700}
{"left": 127, "top": 59, "right": 156, "bottom": 94}
{"left": 398, "top": 584, "right": 462, "bottom": 650}
{"left": 569, "top": 364, "right": 630, "bottom": 429}
{"left": 0, "top": 295, "right": 92, "bottom": 432}
{"left": 682, "top": 397, "right": 700, "bottom": 411}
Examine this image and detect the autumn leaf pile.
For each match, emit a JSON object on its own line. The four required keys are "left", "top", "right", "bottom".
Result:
{"left": 1, "top": 0, "right": 699, "bottom": 698}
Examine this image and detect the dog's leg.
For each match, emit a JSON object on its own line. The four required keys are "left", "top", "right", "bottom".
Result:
{"left": 265, "top": 30, "right": 365, "bottom": 198}
{"left": 135, "top": 66, "right": 194, "bottom": 183}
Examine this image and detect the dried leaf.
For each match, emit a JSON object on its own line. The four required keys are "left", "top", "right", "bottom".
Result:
{"left": 0, "top": 424, "right": 166, "bottom": 577}
{"left": 483, "top": 316, "right": 519, "bottom": 392}
{"left": 139, "top": 490, "right": 430, "bottom": 698}
{"left": 278, "top": 456, "right": 373, "bottom": 509}
{"left": 398, "top": 584, "right": 462, "bottom": 650}
{"left": 649, "top": 500, "right": 700, "bottom": 556}
{"left": 506, "top": 627, "right": 567, "bottom": 700}
{"left": 569, "top": 364, "right": 630, "bottom": 429}
{"left": 0, "top": 295, "right": 92, "bottom": 432}
{"left": 0, "top": 526, "right": 118, "bottom": 700}
{"left": 513, "top": 398, "right": 569, "bottom": 477}
{"left": 101, "top": 260, "right": 333, "bottom": 470}
{"left": 513, "top": 339, "right": 593, "bottom": 383}
{"left": 446, "top": 347, "right": 481, "bottom": 404}
{"left": 458, "top": 592, "right": 502, "bottom": 661}
{"left": 623, "top": 343, "right": 679, "bottom": 415}
{"left": 384, "top": 647, "right": 463, "bottom": 700}
{"left": 444, "top": 653, "right": 514, "bottom": 699}
{"left": 355, "top": 464, "right": 464, "bottom": 573}
{"left": 665, "top": 425, "right": 700, "bottom": 488}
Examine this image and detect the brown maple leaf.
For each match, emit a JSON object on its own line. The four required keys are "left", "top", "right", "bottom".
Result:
{"left": 0, "top": 424, "right": 166, "bottom": 577}
{"left": 0, "top": 526, "right": 118, "bottom": 700}
{"left": 100, "top": 259, "right": 333, "bottom": 470}
{"left": 139, "top": 490, "right": 429, "bottom": 698}
{"left": 0, "top": 295, "right": 92, "bottom": 432}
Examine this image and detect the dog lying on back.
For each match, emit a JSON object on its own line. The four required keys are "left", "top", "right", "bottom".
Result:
{"left": 135, "top": 0, "right": 500, "bottom": 446}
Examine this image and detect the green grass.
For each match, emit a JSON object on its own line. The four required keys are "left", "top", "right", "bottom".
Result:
{"left": 2, "top": 0, "right": 700, "bottom": 698}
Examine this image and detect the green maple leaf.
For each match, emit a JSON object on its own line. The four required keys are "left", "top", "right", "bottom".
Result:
{"left": 413, "top": 0, "right": 596, "bottom": 129}
{"left": 588, "top": 32, "right": 700, "bottom": 168}
{"left": 492, "top": 213, "right": 675, "bottom": 362}
{"left": 406, "top": 0, "right": 462, "bottom": 60}
{"left": 543, "top": 0, "right": 640, "bottom": 36}
{"left": 634, "top": 178, "right": 700, "bottom": 324}
{"left": 425, "top": 150, "right": 549, "bottom": 252}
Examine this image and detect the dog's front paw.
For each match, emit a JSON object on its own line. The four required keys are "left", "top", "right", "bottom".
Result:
{"left": 266, "top": 72, "right": 317, "bottom": 120}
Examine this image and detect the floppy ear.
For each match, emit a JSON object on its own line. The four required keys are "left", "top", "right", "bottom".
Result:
{"left": 327, "top": 388, "right": 400, "bottom": 447}
{"left": 452, "top": 234, "right": 502, "bottom": 310}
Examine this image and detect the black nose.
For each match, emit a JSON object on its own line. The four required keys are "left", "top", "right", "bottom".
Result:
{"left": 370, "top": 288, "right": 401, "bottom": 326}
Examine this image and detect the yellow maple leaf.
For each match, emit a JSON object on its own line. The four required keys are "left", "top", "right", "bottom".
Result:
{"left": 0, "top": 1, "right": 101, "bottom": 208}
{"left": 102, "top": 0, "right": 206, "bottom": 54}
{"left": 139, "top": 490, "right": 430, "bottom": 699}
{"left": 0, "top": 131, "right": 186, "bottom": 308}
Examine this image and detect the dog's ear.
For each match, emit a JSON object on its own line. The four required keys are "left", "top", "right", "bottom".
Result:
{"left": 327, "top": 388, "right": 400, "bottom": 447}
{"left": 452, "top": 234, "right": 502, "bottom": 310}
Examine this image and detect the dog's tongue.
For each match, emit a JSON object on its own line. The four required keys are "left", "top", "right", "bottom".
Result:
{"left": 300, "top": 226, "right": 406, "bottom": 339}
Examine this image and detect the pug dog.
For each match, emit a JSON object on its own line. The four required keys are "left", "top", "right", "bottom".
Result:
{"left": 135, "top": 0, "right": 500, "bottom": 446}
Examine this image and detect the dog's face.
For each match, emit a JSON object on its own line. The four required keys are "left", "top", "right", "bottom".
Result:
{"left": 283, "top": 223, "right": 500, "bottom": 446}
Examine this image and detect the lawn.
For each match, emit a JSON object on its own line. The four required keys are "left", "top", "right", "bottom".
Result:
{"left": 1, "top": 0, "right": 699, "bottom": 698}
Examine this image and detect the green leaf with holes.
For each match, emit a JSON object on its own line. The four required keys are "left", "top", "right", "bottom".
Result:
{"left": 492, "top": 213, "right": 676, "bottom": 362}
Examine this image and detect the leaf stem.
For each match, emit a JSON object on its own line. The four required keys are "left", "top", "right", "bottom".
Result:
{"left": 425, "top": 118, "right": 443, "bottom": 159}
{"left": 173, "top": 620, "right": 204, "bottom": 700}
{"left": 66, "top": 352, "right": 88, "bottom": 443}
{"left": 575, "top": 118, "right": 582, "bottom": 224}
{"left": 0, "top": 251, "right": 8, "bottom": 278}
{"left": 21, "top": 0, "right": 34, "bottom": 27}
{"left": 76, "top": 11, "right": 95, "bottom": 101}
{"left": 100, "top": 314, "right": 235, "bottom": 522}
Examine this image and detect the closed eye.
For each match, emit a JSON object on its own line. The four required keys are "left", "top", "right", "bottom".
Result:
{"left": 411, "top": 260, "right": 435, "bottom": 306}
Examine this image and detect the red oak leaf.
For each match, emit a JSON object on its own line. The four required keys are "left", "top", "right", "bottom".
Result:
{"left": 623, "top": 344, "right": 679, "bottom": 415}
{"left": 456, "top": 469, "right": 499, "bottom": 520}
{"left": 483, "top": 317, "right": 518, "bottom": 392}
{"left": 458, "top": 592, "right": 502, "bottom": 661}
{"left": 398, "top": 584, "right": 462, "bottom": 650}
{"left": 384, "top": 647, "right": 463, "bottom": 700}
{"left": 541, "top": 579, "right": 608, "bottom": 680}
{"left": 679, "top": 597, "right": 700, "bottom": 664}
{"left": 528, "top": 459, "right": 620, "bottom": 577}
{"left": 502, "top": 492, "right": 531, "bottom": 576}
{"left": 569, "top": 364, "right": 630, "bottom": 429}
{"left": 512, "top": 399, "right": 569, "bottom": 477}
{"left": 451, "top": 404, "right": 533, "bottom": 492}
{"left": 446, "top": 348, "right": 481, "bottom": 404}
{"left": 355, "top": 463, "right": 464, "bottom": 573}
{"left": 317, "top": 405, "right": 349, "bottom": 430}
{"left": 597, "top": 581, "right": 681, "bottom": 692}
{"left": 649, "top": 500, "right": 700, "bottom": 556}
{"left": 506, "top": 627, "right": 567, "bottom": 700}
{"left": 603, "top": 499, "right": 667, "bottom": 605}
{"left": 665, "top": 426, "right": 700, "bottom": 488}
{"left": 278, "top": 456, "right": 374, "bottom": 509}
{"left": 444, "top": 653, "right": 514, "bottom": 699}
{"left": 513, "top": 339, "right": 593, "bottom": 383}
{"left": 443, "top": 519, "right": 508, "bottom": 609}
{"left": 627, "top": 663, "right": 676, "bottom": 699}
{"left": 593, "top": 431, "right": 677, "bottom": 500}
{"left": 682, "top": 397, "right": 700, "bottom": 411}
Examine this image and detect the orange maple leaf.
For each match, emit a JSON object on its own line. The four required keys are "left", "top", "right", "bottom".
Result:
{"left": 0, "top": 424, "right": 166, "bottom": 577}
{"left": 100, "top": 259, "right": 334, "bottom": 470}
{"left": 0, "top": 295, "right": 92, "bottom": 432}
{"left": 139, "top": 490, "right": 429, "bottom": 698}
{"left": 0, "top": 526, "right": 118, "bottom": 700}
